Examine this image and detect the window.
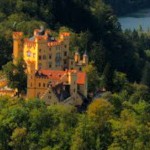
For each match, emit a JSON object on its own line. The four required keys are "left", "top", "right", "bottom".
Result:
{"left": 56, "top": 53, "right": 61, "bottom": 57}
{"left": 64, "top": 45, "right": 67, "bottom": 48}
{"left": 64, "top": 60, "right": 67, "bottom": 64}
{"left": 27, "top": 51, "right": 31, "bottom": 57}
{"left": 39, "top": 83, "right": 41, "bottom": 87}
{"left": 49, "top": 62, "right": 52, "bottom": 68}
{"left": 49, "top": 48, "right": 51, "bottom": 51}
{"left": 43, "top": 83, "right": 45, "bottom": 87}
{"left": 49, "top": 55, "right": 51, "bottom": 59}
{"left": 64, "top": 51, "right": 67, "bottom": 56}
{"left": 39, "top": 49, "right": 41, "bottom": 52}
{"left": 39, "top": 55, "right": 41, "bottom": 60}
{"left": 55, "top": 53, "right": 61, "bottom": 67}
{"left": 56, "top": 61, "right": 61, "bottom": 67}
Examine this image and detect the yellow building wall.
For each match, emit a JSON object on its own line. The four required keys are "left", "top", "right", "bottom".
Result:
{"left": 27, "top": 75, "right": 49, "bottom": 98}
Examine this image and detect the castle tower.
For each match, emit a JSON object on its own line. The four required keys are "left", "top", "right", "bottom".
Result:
{"left": 83, "top": 51, "right": 88, "bottom": 65}
{"left": 68, "top": 71, "right": 77, "bottom": 99}
{"left": 13, "top": 32, "right": 23, "bottom": 64}
{"left": 26, "top": 61, "right": 36, "bottom": 98}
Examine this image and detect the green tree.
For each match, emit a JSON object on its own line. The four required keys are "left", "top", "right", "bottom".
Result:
{"left": 141, "top": 61, "right": 150, "bottom": 87}
{"left": 83, "top": 62, "right": 100, "bottom": 92}
{"left": 71, "top": 99, "right": 114, "bottom": 150}
{"left": 2, "top": 58, "right": 27, "bottom": 95}
{"left": 113, "top": 71, "right": 128, "bottom": 92}
{"left": 101, "top": 63, "right": 114, "bottom": 91}
{"left": 9, "top": 127, "right": 27, "bottom": 150}
{"left": 90, "top": 42, "right": 106, "bottom": 73}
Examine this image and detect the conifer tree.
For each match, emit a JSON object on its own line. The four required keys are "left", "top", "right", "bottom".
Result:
{"left": 101, "top": 63, "right": 114, "bottom": 91}
{"left": 141, "top": 61, "right": 150, "bottom": 87}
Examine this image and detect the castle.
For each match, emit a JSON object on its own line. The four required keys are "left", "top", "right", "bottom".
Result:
{"left": 12, "top": 27, "right": 88, "bottom": 105}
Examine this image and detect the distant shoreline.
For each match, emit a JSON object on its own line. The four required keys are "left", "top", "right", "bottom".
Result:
{"left": 118, "top": 8, "right": 150, "bottom": 31}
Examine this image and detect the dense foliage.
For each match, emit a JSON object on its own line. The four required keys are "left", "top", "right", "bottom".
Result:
{"left": 2, "top": 58, "right": 27, "bottom": 95}
{"left": 0, "top": 83, "right": 150, "bottom": 149}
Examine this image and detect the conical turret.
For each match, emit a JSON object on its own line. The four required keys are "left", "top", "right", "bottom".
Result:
{"left": 83, "top": 50, "right": 88, "bottom": 65}
{"left": 74, "top": 51, "right": 80, "bottom": 63}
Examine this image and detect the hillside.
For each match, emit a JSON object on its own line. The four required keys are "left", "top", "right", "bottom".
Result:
{"left": 0, "top": 1, "right": 150, "bottom": 149}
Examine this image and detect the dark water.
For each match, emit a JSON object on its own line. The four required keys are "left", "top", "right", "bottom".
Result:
{"left": 119, "top": 9, "right": 150, "bottom": 30}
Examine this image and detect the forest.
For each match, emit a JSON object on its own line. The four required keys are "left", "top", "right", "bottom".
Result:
{"left": 0, "top": 83, "right": 150, "bottom": 149}
{"left": 0, "top": 0, "right": 150, "bottom": 149}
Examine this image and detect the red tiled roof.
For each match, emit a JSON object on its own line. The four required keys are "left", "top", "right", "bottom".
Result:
{"left": 40, "top": 70, "right": 86, "bottom": 85}
{"left": 40, "top": 70, "right": 66, "bottom": 81}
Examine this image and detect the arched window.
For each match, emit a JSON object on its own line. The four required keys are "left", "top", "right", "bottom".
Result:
{"left": 39, "top": 83, "right": 41, "bottom": 87}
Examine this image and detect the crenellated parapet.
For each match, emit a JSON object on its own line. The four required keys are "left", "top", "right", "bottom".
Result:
{"left": 47, "top": 41, "right": 61, "bottom": 47}
{"left": 24, "top": 39, "right": 36, "bottom": 48}
{"left": 13, "top": 32, "right": 23, "bottom": 40}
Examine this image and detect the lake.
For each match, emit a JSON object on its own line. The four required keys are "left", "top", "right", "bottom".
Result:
{"left": 119, "top": 9, "right": 150, "bottom": 31}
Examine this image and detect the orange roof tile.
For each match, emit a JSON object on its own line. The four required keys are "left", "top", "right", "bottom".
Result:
{"left": 40, "top": 70, "right": 66, "bottom": 81}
